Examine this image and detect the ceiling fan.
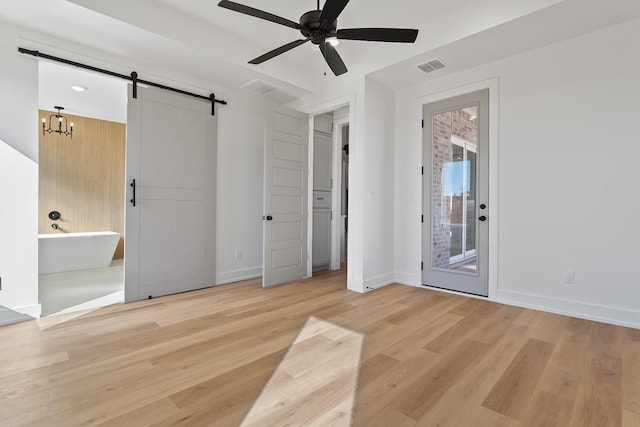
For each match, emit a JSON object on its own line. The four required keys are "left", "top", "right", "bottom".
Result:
{"left": 218, "top": 0, "right": 419, "bottom": 76}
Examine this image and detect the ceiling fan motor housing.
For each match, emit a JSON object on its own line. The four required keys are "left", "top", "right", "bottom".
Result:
{"left": 299, "top": 10, "right": 337, "bottom": 44}
{"left": 216, "top": 0, "right": 419, "bottom": 76}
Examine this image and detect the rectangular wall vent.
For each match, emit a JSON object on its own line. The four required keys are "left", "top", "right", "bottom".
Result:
{"left": 241, "top": 79, "right": 279, "bottom": 95}
{"left": 417, "top": 59, "right": 447, "bottom": 74}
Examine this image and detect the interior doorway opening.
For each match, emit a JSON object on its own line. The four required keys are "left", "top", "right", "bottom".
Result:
{"left": 310, "top": 105, "right": 349, "bottom": 275}
{"left": 37, "top": 61, "right": 127, "bottom": 317}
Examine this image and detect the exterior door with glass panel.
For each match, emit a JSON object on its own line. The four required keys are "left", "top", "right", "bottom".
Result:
{"left": 422, "top": 89, "right": 489, "bottom": 296}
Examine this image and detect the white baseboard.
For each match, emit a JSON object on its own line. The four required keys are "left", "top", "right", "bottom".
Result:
{"left": 347, "top": 277, "right": 364, "bottom": 293}
{"left": 394, "top": 271, "right": 419, "bottom": 287}
{"left": 215, "top": 266, "right": 262, "bottom": 286}
{"left": 391, "top": 269, "right": 640, "bottom": 329}
{"left": 14, "top": 303, "right": 41, "bottom": 317}
{"left": 0, "top": 303, "right": 40, "bottom": 326}
{"left": 363, "top": 273, "right": 394, "bottom": 292}
{"left": 497, "top": 289, "right": 640, "bottom": 329}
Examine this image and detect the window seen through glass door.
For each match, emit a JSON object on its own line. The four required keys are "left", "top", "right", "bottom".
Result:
{"left": 431, "top": 106, "right": 478, "bottom": 273}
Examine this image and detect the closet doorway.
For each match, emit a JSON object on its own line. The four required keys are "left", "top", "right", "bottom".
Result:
{"left": 310, "top": 106, "right": 349, "bottom": 274}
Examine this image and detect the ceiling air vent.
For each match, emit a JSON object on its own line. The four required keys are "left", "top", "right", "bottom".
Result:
{"left": 417, "top": 58, "right": 447, "bottom": 74}
{"left": 241, "top": 79, "right": 279, "bottom": 95}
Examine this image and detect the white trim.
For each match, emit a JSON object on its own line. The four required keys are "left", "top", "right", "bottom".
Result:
{"left": 306, "top": 116, "right": 315, "bottom": 278}
{"left": 497, "top": 289, "right": 640, "bottom": 329}
{"left": 299, "top": 95, "right": 353, "bottom": 116}
{"left": 415, "top": 77, "right": 500, "bottom": 300}
{"left": 347, "top": 277, "right": 364, "bottom": 294}
{"left": 364, "top": 272, "right": 395, "bottom": 292}
{"left": 394, "top": 272, "right": 419, "bottom": 287}
{"left": 216, "top": 266, "right": 262, "bottom": 285}
{"left": 0, "top": 304, "right": 41, "bottom": 323}
{"left": 305, "top": 94, "right": 356, "bottom": 284}
{"left": 331, "top": 117, "right": 349, "bottom": 271}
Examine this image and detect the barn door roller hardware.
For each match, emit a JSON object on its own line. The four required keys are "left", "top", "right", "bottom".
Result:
{"left": 18, "top": 47, "right": 227, "bottom": 116}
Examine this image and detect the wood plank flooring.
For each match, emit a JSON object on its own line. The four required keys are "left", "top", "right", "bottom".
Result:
{"left": 1, "top": 269, "right": 638, "bottom": 426}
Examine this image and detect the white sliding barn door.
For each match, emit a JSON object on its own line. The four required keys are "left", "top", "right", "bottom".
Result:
{"left": 263, "top": 108, "right": 308, "bottom": 287}
{"left": 125, "top": 86, "right": 216, "bottom": 302}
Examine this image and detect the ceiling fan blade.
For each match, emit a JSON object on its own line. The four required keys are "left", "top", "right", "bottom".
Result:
{"left": 319, "top": 0, "right": 350, "bottom": 30}
{"left": 218, "top": 0, "right": 302, "bottom": 30}
{"left": 249, "top": 39, "right": 309, "bottom": 64}
{"left": 336, "top": 28, "right": 419, "bottom": 43}
{"left": 319, "top": 41, "right": 348, "bottom": 76}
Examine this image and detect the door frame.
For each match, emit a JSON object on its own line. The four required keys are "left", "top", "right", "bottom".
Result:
{"left": 418, "top": 78, "right": 499, "bottom": 299}
{"left": 306, "top": 101, "right": 352, "bottom": 279}
{"left": 330, "top": 116, "right": 349, "bottom": 270}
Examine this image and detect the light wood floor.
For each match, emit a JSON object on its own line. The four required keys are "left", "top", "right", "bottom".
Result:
{"left": 1, "top": 269, "right": 639, "bottom": 426}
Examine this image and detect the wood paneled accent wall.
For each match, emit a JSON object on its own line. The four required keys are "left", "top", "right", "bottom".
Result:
{"left": 39, "top": 110, "right": 126, "bottom": 259}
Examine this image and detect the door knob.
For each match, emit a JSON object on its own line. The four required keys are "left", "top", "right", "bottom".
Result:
{"left": 480, "top": 203, "right": 487, "bottom": 209}
{"left": 264, "top": 215, "right": 273, "bottom": 221}
{"left": 479, "top": 215, "right": 487, "bottom": 221}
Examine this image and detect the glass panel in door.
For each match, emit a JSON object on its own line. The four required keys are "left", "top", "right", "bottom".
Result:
{"left": 431, "top": 106, "right": 478, "bottom": 273}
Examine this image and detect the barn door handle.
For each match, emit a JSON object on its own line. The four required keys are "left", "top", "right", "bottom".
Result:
{"left": 130, "top": 179, "right": 136, "bottom": 207}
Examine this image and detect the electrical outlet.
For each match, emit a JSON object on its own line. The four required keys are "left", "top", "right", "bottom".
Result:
{"left": 564, "top": 271, "right": 575, "bottom": 284}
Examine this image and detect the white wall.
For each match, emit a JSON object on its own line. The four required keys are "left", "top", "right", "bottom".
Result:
{"left": 216, "top": 90, "right": 273, "bottom": 284}
{"left": 0, "top": 24, "right": 39, "bottom": 162}
{"left": 395, "top": 18, "right": 640, "bottom": 327}
{"left": 0, "top": 20, "right": 279, "bottom": 314}
{"left": 288, "top": 77, "right": 397, "bottom": 293}
{"left": 0, "top": 22, "right": 40, "bottom": 317}
{"left": 362, "top": 78, "right": 396, "bottom": 290}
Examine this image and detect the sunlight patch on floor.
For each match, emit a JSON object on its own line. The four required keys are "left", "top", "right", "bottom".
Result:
{"left": 36, "top": 290, "right": 124, "bottom": 330}
{"left": 241, "top": 316, "right": 363, "bottom": 426}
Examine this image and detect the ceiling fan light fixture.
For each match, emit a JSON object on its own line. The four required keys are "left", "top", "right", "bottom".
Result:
{"left": 218, "top": 0, "right": 419, "bottom": 76}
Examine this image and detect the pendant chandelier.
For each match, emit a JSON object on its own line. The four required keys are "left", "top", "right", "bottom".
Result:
{"left": 42, "top": 106, "right": 73, "bottom": 139}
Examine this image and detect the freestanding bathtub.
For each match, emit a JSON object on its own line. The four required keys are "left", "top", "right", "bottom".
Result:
{"left": 38, "top": 231, "right": 121, "bottom": 274}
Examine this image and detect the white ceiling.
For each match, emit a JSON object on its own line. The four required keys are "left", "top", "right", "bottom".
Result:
{"left": 2, "top": 0, "right": 640, "bottom": 120}
{"left": 39, "top": 61, "right": 127, "bottom": 123}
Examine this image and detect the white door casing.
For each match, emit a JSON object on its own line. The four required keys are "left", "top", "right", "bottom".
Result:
{"left": 331, "top": 118, "right": 349, "bottom": 270}
{"left": 125, "top": 85, "right": 216, "bottom": 302}
{"left": 263, "top": 108, "right": 309, "bottom": 287}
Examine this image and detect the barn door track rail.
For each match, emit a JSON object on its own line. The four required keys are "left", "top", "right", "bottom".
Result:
{"left": 19, "top": 47, "right": 227, "bottom": 116}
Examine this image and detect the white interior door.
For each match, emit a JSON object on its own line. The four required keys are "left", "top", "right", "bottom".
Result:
{"left": 263, "top": 108, "right": 308, "bottom": 287}
{"left": 422, "top": 89, "right": 489, "bottom": 296}
{"left": 125, "top": 85, "right": 216, "bottom": 302}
